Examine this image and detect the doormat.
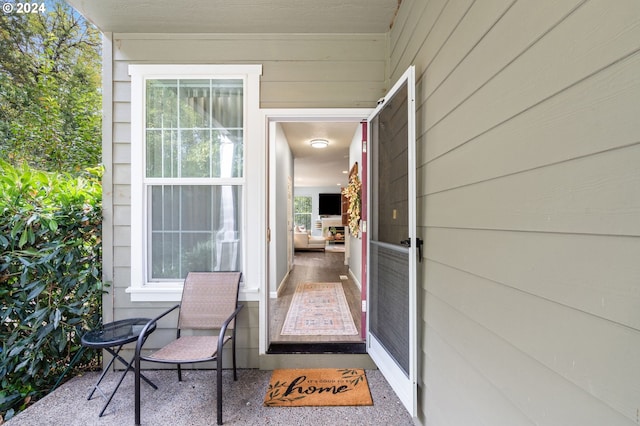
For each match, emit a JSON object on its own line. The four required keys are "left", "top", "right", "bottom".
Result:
{"left": 264, "top": 368, "right": 373, "bottom": 407}
{"left": 281, "top": 282, "right": 358, "bottom": 336}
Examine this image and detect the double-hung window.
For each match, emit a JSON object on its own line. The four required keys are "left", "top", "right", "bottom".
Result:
{"left": 128, "top": 65, "right": 262, "bottom": 301}
{"left": 294, "top": 196, "right": 312, "bottom": 230}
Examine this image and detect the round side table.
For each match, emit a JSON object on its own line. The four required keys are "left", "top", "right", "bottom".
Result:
{"left": 81, "top": 317, "right": 157, "bottom": 417}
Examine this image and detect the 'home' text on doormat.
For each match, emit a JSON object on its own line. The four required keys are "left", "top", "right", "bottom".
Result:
{"left": 264, "top": 368, "right": 373, "bottom": 407}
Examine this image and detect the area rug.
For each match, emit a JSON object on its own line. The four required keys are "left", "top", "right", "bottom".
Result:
{"left": 325, "top": 244, "right": 345, "bottom": 253}
{"left": 281, "top": 282, "right": 358, "bottom": 336}
{"left": 264, "top": 368, "right": 373, "bottom": 407}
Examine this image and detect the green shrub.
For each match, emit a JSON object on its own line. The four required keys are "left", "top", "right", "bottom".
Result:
{"left": 0, "top": 161, "right": 103, "bottom": 420}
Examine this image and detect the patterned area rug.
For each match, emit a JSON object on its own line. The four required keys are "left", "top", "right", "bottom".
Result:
{"left": 264, "top": 368, "right": 373, "bottom": 407}
{"left": 281, "top": 282, "right": 358, "bottom": 335}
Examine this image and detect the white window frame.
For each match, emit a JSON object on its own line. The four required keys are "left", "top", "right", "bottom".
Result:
{"left": 127, "top": 64, "right": 262, "bottom": 302}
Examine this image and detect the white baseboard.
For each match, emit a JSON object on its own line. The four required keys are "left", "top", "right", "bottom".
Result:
{"left": 273, "top": 270, "right": 291, "bottom": 298}
{"left": 348, "top": 268, "right": 361, "bottom": 291}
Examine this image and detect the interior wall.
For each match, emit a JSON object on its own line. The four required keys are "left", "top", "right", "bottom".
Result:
{"left": 390, "top": 0, "right": 640, "bottom": 424}
{"left": 347, "top": 124, "right": 363, "bottom": 286}
{"left": 270, "top": 122, "right": 294, "bottom": 295}
{"left": 293, "top": 186, "right": 343, "bottom": 237}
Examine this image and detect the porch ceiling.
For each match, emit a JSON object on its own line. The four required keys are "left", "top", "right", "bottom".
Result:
{"left": 65, "top": 0, "right": 400, "bottom": 34}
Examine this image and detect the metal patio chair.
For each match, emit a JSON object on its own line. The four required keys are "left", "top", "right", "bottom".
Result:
{"left": 134, "top": 272, "right": 243, "bottom": 425}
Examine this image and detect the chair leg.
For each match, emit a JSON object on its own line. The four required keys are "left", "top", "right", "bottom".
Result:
{"left": 217, "top": 358, "right": 223, "bottom": 425}
{"left": 134, "top": 353, "right": 141, "bottom": 425}
{"left": 177, "top": 363, "right": 182, "bottom": 381}
{"left": 232, "top": 337, "right": 238, "bottom": 381}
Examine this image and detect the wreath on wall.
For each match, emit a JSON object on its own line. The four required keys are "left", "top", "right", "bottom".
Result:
{"left": 342, "top": 162, "right": 361, "bottom": 238}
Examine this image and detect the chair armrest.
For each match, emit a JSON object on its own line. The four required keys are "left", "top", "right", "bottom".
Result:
{"left": 135, "top": 304, "right": 180, "bottom": 359}
{"left": 217, "top": 305, "right": 244, "bottom": 354}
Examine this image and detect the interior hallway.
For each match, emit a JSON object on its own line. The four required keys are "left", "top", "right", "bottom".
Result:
{"left": 269, "top": 250, "right": 364, "bottom": 344}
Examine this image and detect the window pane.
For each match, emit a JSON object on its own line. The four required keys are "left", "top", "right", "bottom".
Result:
{"left": 180, "top": 129, "right": 211, "bottom": 177}
{"left": 211, "top": 80, "right": 243, "bottom": 129}
{"left": 151, "top": 232, "right": 179, "bottom": 279}
{"left": 146, "top": 130, "right": 178, "bottom": 178}
{"left": 179, "top": 80, "right": 210, "bottom": 129}
{"left": 149, "top": 185, "right": 242, "bottom": 280}
{"left": 145, "top": 78, "right": 244, "bottom": 178}
{"left": 147, "top": 80, "right": 177, "bottom": 128}
{"left": 294, "top": 196, "right": 312, "bottom": 230}
{"left": 217, "top": 129, "right": 244, "bottom": 178}
{"left": 151, "top": 185, "right": 180, "bottom": 231}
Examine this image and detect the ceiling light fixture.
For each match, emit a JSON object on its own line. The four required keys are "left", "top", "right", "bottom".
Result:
{"left": 310, "top": 139, "right": 329, "bottom": 149}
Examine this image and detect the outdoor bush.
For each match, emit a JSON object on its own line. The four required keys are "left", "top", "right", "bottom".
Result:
{"left": 0, "top": 161, "right": 103, "bottom": 420}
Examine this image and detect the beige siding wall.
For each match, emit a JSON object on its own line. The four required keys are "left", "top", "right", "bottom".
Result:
{"left": 104, "top": 33, "right": 388, "bottom": 365}
{"left": 391, "top": 0, "right": 640, "bottom": 424}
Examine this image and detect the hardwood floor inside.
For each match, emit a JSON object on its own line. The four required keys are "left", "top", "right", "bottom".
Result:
{"left": 268, "top": 249, "right": 364, "bottom": 347}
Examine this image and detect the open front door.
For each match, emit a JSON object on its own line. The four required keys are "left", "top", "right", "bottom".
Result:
{"left": 366, "top": 65, "right": 418, "bottom": 416}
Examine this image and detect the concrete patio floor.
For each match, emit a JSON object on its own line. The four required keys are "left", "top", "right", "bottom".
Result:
{"left": 4, "top": 368, "right": 414, "bottom": 425}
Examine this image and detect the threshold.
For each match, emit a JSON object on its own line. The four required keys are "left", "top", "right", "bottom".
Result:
{"left": 267, "top": 342, "right": 366, "bottom": 354}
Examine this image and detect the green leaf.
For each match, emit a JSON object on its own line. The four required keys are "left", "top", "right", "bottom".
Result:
{"left": 8, "top": 345, "right": 24, "bottom": 357}
{"left": 10, "top": 222, "right": 22, "bottom": 239}
{"left": 36, "top": 323, "right": 54, "bottom": 340}
{"left": 17, "top": 230, "right": 28, "bottom": 248}
{"left": 58, "top": 332, "right": 67, "bottom": 352}
{"left": 14, "top": 358, "right": 30, "bottom": 373}
{"left": 26, "top": 284, "right": 45, "bottom": 301}
{"left": 52, "top": 309, "right": 61, "bottom": 329}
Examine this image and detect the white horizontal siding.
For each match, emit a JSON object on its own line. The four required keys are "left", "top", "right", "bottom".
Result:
{"left": 112, "top": 122, "right": 130, "bottom": 143}
{"left": 426, "top": 228, "right": 640, "bottom": 330}
{"left": 420, "top": 0, "right": 585, "bottom": 145}
{"left": 424, "top": 145, "right": 640, "bottom": 235}
{"left": 113, "top": 33, "right": 388, "bottom": 108}
{"left": 423, "top": 324, "right": 535, "bottom": 426}
{"left": 426, "top": 291, "right": 634, "bottom": 425}
{"left": 392, "top": 0, "right": 640, "bottom": 424}
{"left": 427, "top": 258, "right": 640, "bottom": 418}
{"left": 424, "top": 0, "right": 640, "bottom": 162}
{"left": 423, "top": 52, "right": 640, "bottom": 194}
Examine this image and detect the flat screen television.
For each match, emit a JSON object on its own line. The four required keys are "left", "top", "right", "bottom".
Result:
{"left": 318, "top": 193, "right": 342, "bottom": 216}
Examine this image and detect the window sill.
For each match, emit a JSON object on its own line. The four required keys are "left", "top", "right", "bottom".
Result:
{"left": 126, "top": 284, "right": 260, "bottom": 302}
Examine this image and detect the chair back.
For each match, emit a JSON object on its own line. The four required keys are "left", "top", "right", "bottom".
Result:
{"left": 178, "top": 272, "right": 241, "bottom": 330}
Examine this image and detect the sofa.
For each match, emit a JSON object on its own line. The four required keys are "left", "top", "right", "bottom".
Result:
{"left": 293, "top": 228, "right": 326, "bottom": 251}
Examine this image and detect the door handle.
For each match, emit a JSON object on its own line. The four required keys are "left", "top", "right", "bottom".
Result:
{"left": 400, "top": 238, "right": 424, "bottom": 262}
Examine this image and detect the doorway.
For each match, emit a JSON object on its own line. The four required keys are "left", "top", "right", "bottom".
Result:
{"left": 261, "top": 66, "right": 417, "bottom": 417}
{"left": 268, "top": 251, "right": 364, "bottom": 353}
{"left": 262, "top": 109, "right": 372, "bottom": 354}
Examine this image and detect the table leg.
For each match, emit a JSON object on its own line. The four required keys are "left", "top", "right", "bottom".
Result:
{"left": 111, "top": 350, "right": 157, "bottom": 389}
{"left": 87, "top": 345, "right": 121, "bottom": 401}
{"left": 97, "top": 348, "right": 133, "bottom": 417}
{"left": 87, "top": 346, "right": 158, "bottom": 417}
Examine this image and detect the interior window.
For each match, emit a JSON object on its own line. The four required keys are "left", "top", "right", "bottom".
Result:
{"left": 294, "top": 196, "right": 312, "bottom": 230}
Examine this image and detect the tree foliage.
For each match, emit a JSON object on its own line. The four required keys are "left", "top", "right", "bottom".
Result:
{"left": 0, "top": 161, "right": 104, "bottom": 421}
{"left": 0, "top": 5, "right": 103, "bottom": 419}
{"left": 0, "top": 1, "right": 101, "bottom": 172}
